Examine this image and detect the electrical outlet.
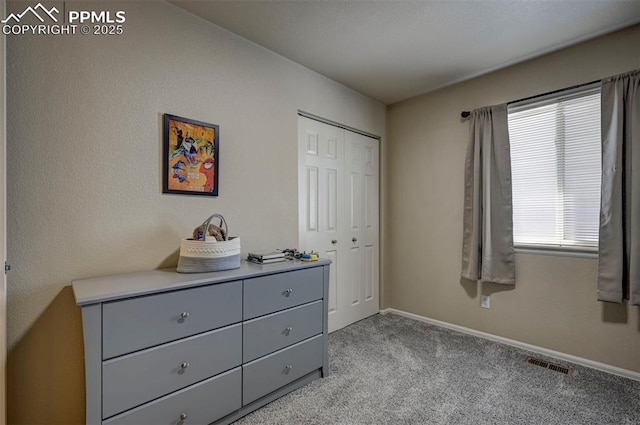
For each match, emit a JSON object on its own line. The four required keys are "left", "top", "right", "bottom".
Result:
{"left": 481, "top": 295, "right": 490, "bottom": 309}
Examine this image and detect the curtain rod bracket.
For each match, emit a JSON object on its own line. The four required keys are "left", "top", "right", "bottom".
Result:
{"left": 461, "top": 111, "right": 471, "bottom": 118}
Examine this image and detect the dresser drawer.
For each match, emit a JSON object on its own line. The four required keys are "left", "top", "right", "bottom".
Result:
{"left": 242, "top": 335, "right": 323, "bottom": 405}
{"left": 103, "top": 323, "right": 241, "bottom": 419}
{"left": 243, "top": 301, "right": 323, "bottom": 363}
{"left": 102, "top": 281, "right": 242, "bottom": 359}
{"left": 104, "top": 367, "right": 241, "bottom": 425}
{"left": 243, "top": 267, "right": 323, "bottom": 320}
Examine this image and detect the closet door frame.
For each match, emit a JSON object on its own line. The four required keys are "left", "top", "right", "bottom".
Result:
{"left": 298, "top": 111, "right": 380, "bottom": 333}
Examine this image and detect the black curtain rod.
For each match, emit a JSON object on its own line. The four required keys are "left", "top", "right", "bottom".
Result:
{"left": 460, "top": 78, "right": 601, "bottom": 118}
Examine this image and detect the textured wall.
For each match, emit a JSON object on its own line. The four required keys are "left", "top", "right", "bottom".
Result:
{"left": 1, "top": 1, "right": 6, "bottom": 421}
{"left": 5, "top": 1, "right": 386, "bottom": 423}
{"left": 388, "top": 24, "right": 640, "bottom": 373}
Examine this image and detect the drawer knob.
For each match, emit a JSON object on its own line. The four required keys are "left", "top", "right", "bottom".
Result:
{"left": 180, "top": 362, "right": 190, "bottom": 370}
{"left": 179, "top": 312, "right": 190, "bottom": 321}
{"left": 283, "top": 288, "right": 293, "bottom": 297}
{"left": 284, "top": 326, "right": 293, "bottom": 335}
{"left": 285, "top": 364, "right": 293, "bottom": 372}
{"left": 179, "top": 412, "right": 188, "bottom": 421}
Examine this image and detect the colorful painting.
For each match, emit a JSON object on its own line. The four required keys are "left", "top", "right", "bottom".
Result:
{"left": 163, "top": 114, "right": 219, "bottom": 196}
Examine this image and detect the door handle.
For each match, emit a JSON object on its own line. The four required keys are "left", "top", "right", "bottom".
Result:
{"left": 331, "top": 240, "right": 337, "bottom": 244}
{"left": 352, "top": 237, "right": 358, "bottom": 243}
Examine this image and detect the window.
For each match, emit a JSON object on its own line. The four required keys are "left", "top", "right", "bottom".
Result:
{"left": 508, "top": 85, "right": 601, "bottom": 252}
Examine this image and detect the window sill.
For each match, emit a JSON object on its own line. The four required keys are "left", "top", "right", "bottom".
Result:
{"left": 514, "top": 246, "right": 598, "bottom": 259}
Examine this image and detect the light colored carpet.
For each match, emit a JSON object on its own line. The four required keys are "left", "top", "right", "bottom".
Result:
{"left": 235, "top": 313, "right": 640, "bottom": 425}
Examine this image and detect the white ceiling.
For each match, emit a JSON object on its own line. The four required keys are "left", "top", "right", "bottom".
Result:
{"left": 170, "top": 0, "right": 640, "bottom": 105}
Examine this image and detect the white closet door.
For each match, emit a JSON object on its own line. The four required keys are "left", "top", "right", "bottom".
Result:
{"left": 298, "top": 116, "right": 379, "bottom": 333}
{"left": 345, "top": 131, "right": 380, "bottom": 323}
{"left": 298, "top": 117, "right": 345, "bottom": 332}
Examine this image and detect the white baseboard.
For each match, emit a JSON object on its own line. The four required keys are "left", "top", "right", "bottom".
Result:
{"left": 379, "top": 308, "right": 640, "bottom": 382}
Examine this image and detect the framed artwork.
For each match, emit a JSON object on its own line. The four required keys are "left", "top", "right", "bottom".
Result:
{"left": 163, "top": 114, "right": 219, "bottom": 196}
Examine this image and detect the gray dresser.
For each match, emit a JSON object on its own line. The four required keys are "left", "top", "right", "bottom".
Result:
{"left": 72, "top": 259, "right": 330, "bottom": 425}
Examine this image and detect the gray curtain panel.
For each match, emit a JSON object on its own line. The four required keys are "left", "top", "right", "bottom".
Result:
{"left": 598, "top": 69, "right": 640, "bottom": 305}
{"left": 461, "top": 104, "right": 515, "bottom": 285}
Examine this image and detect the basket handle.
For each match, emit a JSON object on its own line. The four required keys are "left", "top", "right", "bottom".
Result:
{"left": 201, "top": 213, "right": 229, "bottom": 241}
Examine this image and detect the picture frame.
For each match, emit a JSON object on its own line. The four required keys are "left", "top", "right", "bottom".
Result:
{"left": 163, "top": 113, "right": 220, "bottom": 196}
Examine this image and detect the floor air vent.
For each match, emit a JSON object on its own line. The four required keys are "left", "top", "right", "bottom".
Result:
{"left": 526, "top": 357, "right": 573, "bottom": 376}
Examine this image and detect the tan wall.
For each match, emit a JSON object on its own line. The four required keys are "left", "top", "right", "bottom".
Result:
{"left": 5, "top": 1, "right": 386, "bottom": 423}
{"left": 387, "top": 24, "right": 640, "bottom": 373}
{"left": 1, "top": 1, "right": 6, "bottom": 422}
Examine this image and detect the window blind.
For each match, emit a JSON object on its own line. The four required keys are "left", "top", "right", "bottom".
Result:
{"left": 508, "top": 86, "right": 601, "bottom": 250}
